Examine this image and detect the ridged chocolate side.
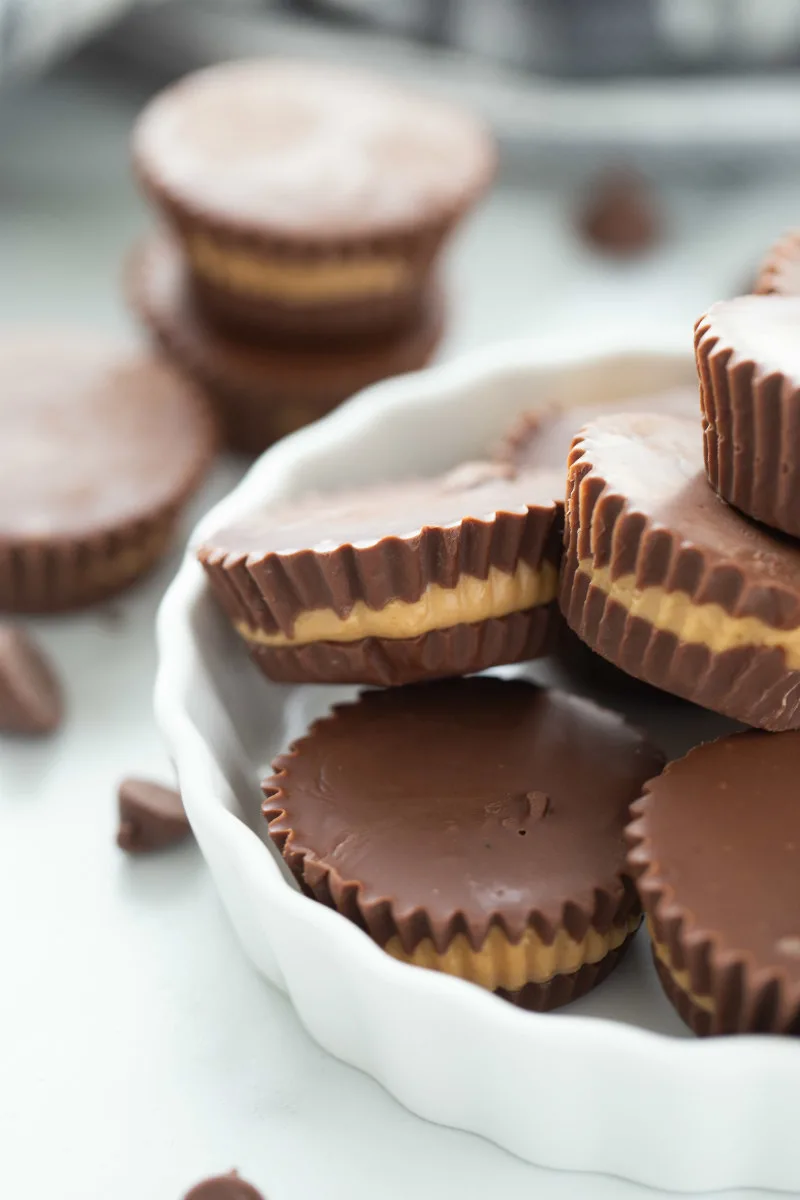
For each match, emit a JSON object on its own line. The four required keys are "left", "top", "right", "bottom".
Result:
{"left": 245, "top": 606, "right": 558, "bottom": 686}
{"left": 628, "top": 794, "right": 800, "bottom": 1036}
{"left": 200, "top": 498, "right": 562, "bottom": 638}
{"left": 498, "top": 932, "right": 636, "bottom": 1012}
{"left": 265, "top": 782, "right": 640, "bottom": 955}
{"left": 754, "top": 229, "right": 800, "bottom": 295}
{"left": 0, "top": 506, "right": 181, "bottom": 613}
{"left": 651, "top": 953, "right": 713, "bottom": 1037}
{"left": 696, "top": 310, "right": 800, "bottom": 538}
{"left": 559, "top": 435, "right": 800, "bottom": 730}
{"left": 128, "top": 236, "right": 445, "bottom": 455}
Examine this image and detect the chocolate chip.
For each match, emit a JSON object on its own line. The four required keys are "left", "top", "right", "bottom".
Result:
{"left": 184, "top": 1172, "right": 264, "bottom": 1200}
{"left": 116, "top": 778, "right": 191, "bottom": 853}
{"left": 0, "top": 624, "right": 63, "bottom": 736}
{"left": 578, "top": 168, "right": 661, "bottom": 258}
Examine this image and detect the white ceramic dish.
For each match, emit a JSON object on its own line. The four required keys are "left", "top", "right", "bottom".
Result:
{"left": 155, "top": 336, "right": 800, "bottom": 1194}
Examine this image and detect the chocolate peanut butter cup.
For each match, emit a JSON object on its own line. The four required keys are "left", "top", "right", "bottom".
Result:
{"left": 560, "top": 412, "right": 800, "bottom": 730}
{"left": 754, "top": 229, "right": 800, "bottom": 295}
{"left": 695, "top": 295, "right": 800, "bottom": 537}
{"left": 198, "top": 462, "right": 563, "bottom": 686}
{"left": 132, "top": 60, "right": 494, "bottom": 345}
{"left": 128, "top": 235, "right": 444, "bottom": 456}
{"left": 265, "top": 678, "right": 662, "bottom": 1009}
{"left": 497, "top": 385, "right": 700, "bottom": 475}
{"left": 628, "top": 730, "right": 800, "bottom": 1036}
{"left": 0, "top": 333, "right": 214, "bottom": 612}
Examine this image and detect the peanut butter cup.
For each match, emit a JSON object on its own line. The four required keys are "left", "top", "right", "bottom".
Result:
{"left": 132, "top": 60, "right": 494, "bottom": 345}
{"left": 265, "top": 677, "right": 662, "bottom": 1010}
{"left": 754, "top": 229, "right": 800, "bottom": 296}
{"left": 0, "top": 333, "right": 214, "bottom": 612}
{"left": 560, "top": 412, "right": 800, "bottom": 730}
{"left": 696, "top": 294, "right": 800, "bottom": 538}
{"left": 628, "top": 730, "right": 800, "bottom": 1036}
{"left": 199, "top": 462, "right": 563, "bottom": 686}
{"left": 128, "top": 235, "right": 444, "bottom": 456}
{"left": 498, "top": 386, "right": 700, "bottom": 475}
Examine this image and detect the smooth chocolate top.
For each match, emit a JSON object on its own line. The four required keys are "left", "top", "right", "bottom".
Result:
{"left": 133, "top": 60, "right": 495, "bottom": 240}
{"left": 265, "top": 678, "right": 662, "bottom": 951}
{"left": 571, "top": 413, "right": 800, "bottom": 625}
{"left": 503, "top": 386, "right": 700, "bottom": 472}
{"left": 755, "top": 229, "right": 800, "bottom": 296}
{"left": 630, "top": 731, "right": 800, "bottom": 987}
{"left": 208, "top": 462, "right": 563, "bottom": 560}
{"left": 696, "top": 295, "right": 800, "bottom": 386}
{"left": 0, "top": 334, "right": 213, "bottom": 540}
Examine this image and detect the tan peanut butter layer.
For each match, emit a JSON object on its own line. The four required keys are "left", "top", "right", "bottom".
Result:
{"left": 189, "top": 236, "right": 410, "bottom": 302}
{"left": 386, "top": 914, "right": 640, "bottom": 991}
{"left": 575, "top": 559, "right": 800, "bottom": 666}
{"left": 648, "top": 926, "right": 714, "bottom": 1015}
{"left": 236, "top": 559, "right": 558, "bottom": 647}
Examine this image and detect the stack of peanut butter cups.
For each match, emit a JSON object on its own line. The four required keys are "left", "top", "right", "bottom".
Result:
{"left": 548, "top": 228, "right": 800, "bottom": 1037}
{"left": 127, "top": 59, "right": 496, "bottom": 455}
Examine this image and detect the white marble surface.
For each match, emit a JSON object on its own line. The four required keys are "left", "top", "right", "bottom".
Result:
{"left": 0, "top": 58, "right": 796, "bottom": 1200}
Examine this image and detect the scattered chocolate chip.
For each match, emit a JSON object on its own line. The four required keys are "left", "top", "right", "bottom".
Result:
{"left": 116, "top": 778, "right": 191, "bottom": 853}
{"left": 0, "top": 624, "right": 63, "bottom": 736}
{"left": 184, "top": 1171, "right": 264, "bottom": 1200}
{"left": 577, "top": 168, "right": 661, "bottom": 258}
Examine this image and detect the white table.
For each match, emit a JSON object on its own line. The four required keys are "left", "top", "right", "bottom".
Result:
{"left": 0, "top": 57, "right": 793, "bottom": 1200}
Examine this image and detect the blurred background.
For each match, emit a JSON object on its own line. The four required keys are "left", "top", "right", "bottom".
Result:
{"left": 6, "top": 0, "right": 800, "bottom": 358}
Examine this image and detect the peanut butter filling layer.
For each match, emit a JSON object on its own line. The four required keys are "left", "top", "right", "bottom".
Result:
{"left": 236, "top": 559, "right": 558, "bottom": 648}
{"left": 577, "top": 558, "right": 800, "bottom": 667}
{"left": 189, "top": 235, "right": 410, "bottom": 302}
{"left": 648, "top": 922, "right": 714, "bottom": 1014}
{"left": 385, "top": 915, "right": 640, "bottom": 991}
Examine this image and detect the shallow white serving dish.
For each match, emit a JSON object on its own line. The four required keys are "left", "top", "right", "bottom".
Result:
{"left": 155, "top": 336, "right": 800, "bottom": 1194}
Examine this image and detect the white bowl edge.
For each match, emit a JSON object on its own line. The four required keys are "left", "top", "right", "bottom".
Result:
{"left": 155, "top": 333, "right": 800, "bottom": 1193}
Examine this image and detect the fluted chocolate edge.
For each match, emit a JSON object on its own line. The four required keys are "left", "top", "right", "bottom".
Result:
{"left": 695, "top": 311, "right": 800, "bottom": 538}
{"left": 627, "top": 785, "right": 800, "bottom": 1036}
{"left": 754, "top": 228, "right": 800, "bottom": 295}
{"left": 0, "top": 505, "right": 182, "bottom": 613}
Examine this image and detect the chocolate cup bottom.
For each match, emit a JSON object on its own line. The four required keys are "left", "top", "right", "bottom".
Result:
{"left": 498, "top": 931, "right": 635, "bottom": 1012}
{"left": 247, "top": 605, "right": 559, "bottom": 687}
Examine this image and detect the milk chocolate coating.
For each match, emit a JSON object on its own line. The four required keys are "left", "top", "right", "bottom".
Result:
{"left": 696, "top": 295, "right": 800, "bottom": 538}
{"left": 628, "top": 731, "right": 800, "bottom": 1035}
{"left": 755, "top": 229, "right": 800, "bottom": 295}
{"left": 0, "top": 333, "right": 214, "bottom": 611}
{"left": 498, "top": 386, "right": 700, "bottom": 475}
{"left": 0, "top": 625, "right": 63, "bottom": 736}
{"left": 128, "top": 236, "right": 444, "bottom": 455}
{"left": 560, "top": 412, "right": 800, "bottom": 730}
{"left": 265, "top": 678, "right": 662, "bottom": 955}
{"left": 246, "top": 606, "right": 558, "bottom": 687}
{"left": 199, "top": 462, "right": 564, "bottom": 637}
{"left": 132, "top": 60, "right": 495, "bottom": 242}
{"left": 184, "top": 1173, "right": 263, "bottom": 1200}
{"left": 117, "top": 779, "right": 191, "bottom": 854}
